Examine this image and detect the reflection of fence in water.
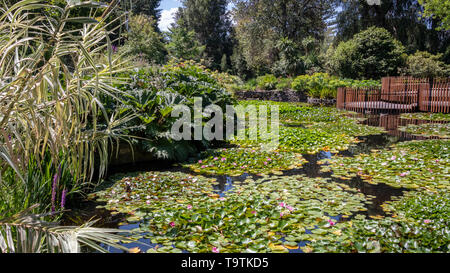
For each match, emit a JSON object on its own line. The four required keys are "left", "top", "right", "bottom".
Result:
{"left": 357, "top": 114, "right": 446, "bottom": 140}
{"left": 337, "top": 77, "right": 450, "bottom": 114}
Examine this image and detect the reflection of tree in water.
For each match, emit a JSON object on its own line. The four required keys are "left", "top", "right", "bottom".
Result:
{"left": 340, "top": 134, "right": 400, "bottom": 157}
{"left": 340, "top": 177, "right": 407, "bottom": 218}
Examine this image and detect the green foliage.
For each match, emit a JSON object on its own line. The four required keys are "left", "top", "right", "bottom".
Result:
{"left": 320, "top": 139, "right": 450, "bottom": 191}
{"left": 329, "top": 27, "right": 406, "bottom": 79}
{"left": 271, "top": 37, "right": 304, "bottom": 77}
{"left": 176, "top": 0, "right": 232, "bottom": 70}
{"left": 419, "top": 0, "right": 450, "bottom": 31}
{"left": 121, "top": 14, "right": 167, "bottom": 64}
{"left": 310, "top": 191, "right": 450, "bottom": 253}
{"left": 291, "top": 73, "right": 380, "bottom": 99}
{"left": 335, "top": 0, "right": 449, "bottom": 56}
{"left": 256, "top": 74, "right": 278, "bottom": 90}
{"left": 398, "top": 123, "right": 450, "bottom": 138}
{"left": 165, "top": 26, "right": 206, "bottom": 63}
{"left": 275, "top": 78, "right": 293, "bottom": 91}
{"left": 92, "top": 172, "right": 370, "bottom": 253}
{"left": 110, "top": 60, "right": 235, "bottom": 161}
{"left": 401, "top": 51, "right": 450, "bottom": 78}
{"left": 186, "top": 148, "right": 305, "bottom": 176}
{"left": 233, "top": 0, "right": 336, "bottom": 74}
{"left": 0, "top": 0, "right": 135, "bottom": 215}
{"left": 400, "top": 112, "right": 450, "bottom": 122}
{"left": 0, "top": 205, "right": 131, "bottom": 253}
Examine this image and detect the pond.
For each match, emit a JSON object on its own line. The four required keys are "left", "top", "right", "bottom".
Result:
{"left": 62, "top": 106, "right": 450, "bottom": 253}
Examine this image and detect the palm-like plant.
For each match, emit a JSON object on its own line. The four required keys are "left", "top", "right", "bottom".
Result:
{"left": 0, "top": 0, "right": 139, "bottom": 252}
{"left": 0, "top": 0, "right": 134, "bottom": 204}
{"left": 0, "top": 204, "right": 131, "bottom": 253}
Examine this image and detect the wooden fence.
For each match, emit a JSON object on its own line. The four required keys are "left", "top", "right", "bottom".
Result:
{"left": 337, "top": 77, "right": 450, "bottom": 113}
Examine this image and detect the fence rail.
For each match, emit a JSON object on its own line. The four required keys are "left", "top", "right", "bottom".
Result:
{"left": 337, "top": 77, "right": 450, "bottom": 113}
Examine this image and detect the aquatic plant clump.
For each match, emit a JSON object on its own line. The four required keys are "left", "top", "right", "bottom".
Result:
{"left": 307, "top": 191, "right": 450, "bottom": 253}
{"left": 185, "top": 148, "right": 306, "bottom": 176}
{"left": 320, "top": 139, "right": 450, "bottom": 191}
{"left": 91, "top": 173, "right": 371, "bottom": 253}
{"left": 400, "top": 113, "right": 450, "bottom": 122}
{"left": 398, "top": 123, "right": 450, "bottom": 138}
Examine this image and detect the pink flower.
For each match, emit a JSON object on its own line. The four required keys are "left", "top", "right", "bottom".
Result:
{"left": 264, "top": 161, "right": 268, "bottom": 165}
{"left": 399, "top": 172, "right": 409, "bottom": 177}
{"left": 251, "top": 211, "right": 256, "bottom": 214}
{"left": 187, "top": 205, "right": 192, "bottom": 210}
{"left": 169, "top": 222, "right": 175, "bottom": 227}
{"left": 201, "top": 165, "right": 206, "bottom": 169}
{"left": 232, "top": 163, "right": 237, "bottom": 166}
{"left": 221, "top": 157, "right": 226, "bottom": 161}
{"left": 286, "top": 205, "right": 294, "bottom": 212}
{"left": 198, "top": 160, "right": 203, "bottom": 164}
{"left": 213, "top": 157, "right": 219, "bottom": 161}
{"left": 219, "top": 197, "right": 225, "bottom": 201}
{"left": 280, "top": 212, "right": 284, "bottom": 218}
{"left": 328, "top": 219, "right": 335, "bottom": 226}
{"left": 146, "top": 200, "right": 151, "bottom": 205}
{"left": 279, "top": 202, "right": 285, "bottom": 208}
{"left": 390, "top": 156, "right": 396, "bottom": 160}
{"left": 212, "top": 247, "right": 219, "bottom": 253}
{"left": 424, "top": 219, "right": 431, "bottom": 224}
{"left": 267, "top": 158, "right": 272, "bottom": 161}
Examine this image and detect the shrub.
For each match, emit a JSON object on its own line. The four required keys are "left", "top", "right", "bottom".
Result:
{"left": 256, "top": 74, "right": 278, "bottom": 90}
{"left": 110, "top": 60, "right": 235, "bottom": 161}
{"left": 292, "top": 73, "right": 344, "bottom": 99}
{"left": 401, "top": 51, "right": 450, "bottom": 78}
{"left": 275, "top": 78, "right": 293, "bottom": 91}
{"left": 121, "top": 14, "right": 167, "bottom": 64}
{"left": 291, "top": 73, "right": 381, "bottom": 99}
{"left": 329, "top": 27, "right": 406, "bottom": 79}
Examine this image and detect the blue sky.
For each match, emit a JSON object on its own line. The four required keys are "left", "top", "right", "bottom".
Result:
{"left": 159, "top": 0, "right": 181, "bottom": 31}
{"left": 158, "top": 0, "right": 235, "bottom": 31}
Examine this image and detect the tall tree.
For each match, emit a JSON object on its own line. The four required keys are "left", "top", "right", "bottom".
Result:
{"left": 418, "top": 0, "right": 450, "bottom": 31}
{"left": 175, "top": 0, "right": 233, "bottom": 70}
{"left": 232, "top": 0, "right": 336, "bottom": 74}
{"left": 334, "top": 0, "right": 449, "bottom": 56}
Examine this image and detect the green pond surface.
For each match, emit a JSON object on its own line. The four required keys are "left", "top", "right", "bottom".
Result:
{"left": 63, "top": 103, "right": 450, "bottom": 253}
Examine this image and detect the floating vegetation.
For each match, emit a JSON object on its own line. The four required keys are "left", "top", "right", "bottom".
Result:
{"left": 91, "top": 173, "right": 372, "bottom": 253}
{"left": 307, "top": 190, "right": 450, "bottom": 253}
{"left": 185, "top": 148, "right": 306, "bottom": 176}
{"left": 320, "top": 139, "right": 450, "bottom": 191}
{"left": 398, "top": 123, "right": 449, "bottom": 138}
{"left": 400, "top": 112, "right": 450, "bottom": 122}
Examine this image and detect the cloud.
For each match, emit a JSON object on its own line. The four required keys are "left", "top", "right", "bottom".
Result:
{"left": 159, "top": 8, "right": 178, "bottom": 32}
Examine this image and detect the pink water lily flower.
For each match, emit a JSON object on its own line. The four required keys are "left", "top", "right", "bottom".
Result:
{"left": 328, "top": 219, "right": 335, "bottom": 226}
{"left": 169, "top": 222, "right": 175, "bottom": 227}
{"left": 251, "top": 210, "right": 256, "bottom": 214}
{"left": 286, "top": 205, "right": 294, "bottom": 212}
{"left": 198, "top": 160, "right": 203, "bottom": 164}
{"left": 213, "top": 157, "right": 219, "bottom": 161}
{"left": 390, "top": 156, "right": 397, "bottom": 160}
{"left": 279, "top": 202, "right": 285, "bottom": 208}
{"left": 201, "top": 165, "right": 206, "bottom": 169}
{"left": 264, "top": 161, "right": 268, "bottom": 165}
{"left": 399, "top": 172, "right": 409, "bottom": 177}
{"left": 221, "top": 157, "right": 226, "bottom": 161}
{"left": 212, "top": 247, "right": 219, "bottom": 253}
{"left": 424, "top": 219, "right": 431, "bottom": 224}
{"left": 187, "top": 205, "right": 193, "bottom": 210}
{"left": 280, "top": 212, "right": 284, "bottom": 217}
{"left": 267, "top": 158, "right": 272, "bottom": 161}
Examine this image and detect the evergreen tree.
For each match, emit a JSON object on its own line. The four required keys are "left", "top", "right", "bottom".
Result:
{"left": 175, "top": 0, "right": 233, "bottom": 70}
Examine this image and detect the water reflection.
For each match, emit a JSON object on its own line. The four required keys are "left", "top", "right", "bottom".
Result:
{"left": 64, "top": 113, "right": 440, "bottom": 253}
